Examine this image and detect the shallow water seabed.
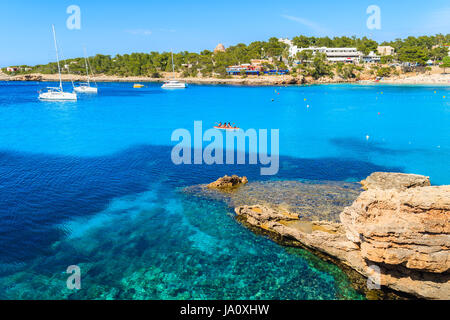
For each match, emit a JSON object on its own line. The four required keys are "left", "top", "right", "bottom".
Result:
{"left": 184, "top": 180, "right": 363, "bottom": 222}
{"left": 0, "top": 184, "right": 363, "bottom": 300}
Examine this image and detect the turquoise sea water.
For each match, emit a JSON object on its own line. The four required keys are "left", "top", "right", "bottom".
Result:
{"left": 0, "top": 81, "right": 448, "bottom": 299}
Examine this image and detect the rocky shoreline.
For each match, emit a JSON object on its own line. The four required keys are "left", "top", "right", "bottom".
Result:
{"left": 196, "top": 172, "right": 450, "bottom": 299}
{"left": 3, "top": 72, "right": 450, "bottom": 86}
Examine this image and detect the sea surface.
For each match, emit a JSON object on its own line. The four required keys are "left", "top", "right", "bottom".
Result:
{"left": 0, "top": 81, "right": 448, "bottom": 299}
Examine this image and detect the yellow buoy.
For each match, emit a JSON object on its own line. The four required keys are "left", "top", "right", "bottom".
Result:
{"left": 133, "top": 84, "right": 144, "bottom": 88}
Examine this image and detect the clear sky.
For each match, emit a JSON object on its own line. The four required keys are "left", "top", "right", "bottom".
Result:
{"left": 1, "top": 0, "right": 449, "bottom": 66}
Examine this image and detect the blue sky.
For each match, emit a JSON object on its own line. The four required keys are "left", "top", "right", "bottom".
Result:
{"left": 1, "top": 0, "right": 449, "bottom": 66}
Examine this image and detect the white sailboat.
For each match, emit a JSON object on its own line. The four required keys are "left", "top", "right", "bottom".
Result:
{"left": 74, "top": 48, "right": 98, "bottom": 93}
{"left": 162, "top": 51, "right": 187, "bottom": 89}
{"left": 39, "top": 25, "right": 77, "bottom": 101}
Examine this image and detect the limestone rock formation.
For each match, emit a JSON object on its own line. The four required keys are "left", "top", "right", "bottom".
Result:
{"left": 233, "top": 172, "right": 450, "bottom": 299}
{"left": 206, "top": 175, "right": 248, "bottom": 190}
{"left": 360, "top": 172, "right": 430, "bottom": 190}
{"left": 340, "top": 186, "right": 450, "bottom": 273}
{"left": 12, "top": 74, "right": 43, "bottom": 81}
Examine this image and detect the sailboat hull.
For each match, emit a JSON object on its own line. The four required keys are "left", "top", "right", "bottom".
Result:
{"left": 39, "top": 91, "right": 77, "bottom": 100}
{"left": 74, "top": 86, "right": 98, "bottom": 93}
{"left": 162, "top": 81, "right": 187, "bottom": 89}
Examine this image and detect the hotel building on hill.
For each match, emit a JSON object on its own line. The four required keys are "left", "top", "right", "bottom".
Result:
{"left": 279, "top": 38, "right": 381, "bottom": 63}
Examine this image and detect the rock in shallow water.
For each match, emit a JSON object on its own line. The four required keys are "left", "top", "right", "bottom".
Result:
{"left": 185, "top": 179, "right": 362, "bottom": 222}
{"left": 206, "top": 175, "right": 248, "bottom": 190}
{"left": 230, "top": 173, "right": 449, "bottom": 299}
{"left": 360, "top": 172, "right": 431, "bottom": 190}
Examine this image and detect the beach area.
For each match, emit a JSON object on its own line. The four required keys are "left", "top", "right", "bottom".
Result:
{"left": 4, "top": 69, "right": 450, "bottom": 86}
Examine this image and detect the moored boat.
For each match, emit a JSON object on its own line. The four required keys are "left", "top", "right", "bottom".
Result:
{"left": 162, "top": 80, "right": 187, "bottom": 88}
{"left": 74, "top": 48, "right": 98, "bottom": 94}
{"left": 161, "top": 51, "right": 187, "bottom": 89}
{"left": 39, "top": 87, "right": 77, "bottom": 100}
{"left": 38, "top": 25, "right": 77, "bottom": 101}
{"left": 74, "top": 83, "right": 98, "bottom": 93}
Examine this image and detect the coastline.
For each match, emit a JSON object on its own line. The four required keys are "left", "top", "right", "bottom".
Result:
{"left": 4, "top": 72, "right": 450, "bottom": 86}
{"left": 196, "top": 173, "right": 450, "bottom": 300}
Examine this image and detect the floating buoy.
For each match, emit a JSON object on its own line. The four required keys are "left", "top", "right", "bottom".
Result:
{"left": 381, "top": 91, "right": 383, "bottom": 94}
{"left": 434, "top": 91, "right": 436, "bottom": 94}
{"left": 366, "top": 135, "right": 370, "bottom": 141}
{"left": 304, "top": 98, "right": 307, "bottom": 101}
{"left": 307, "top": 105, "right": 310, "bottom": 108}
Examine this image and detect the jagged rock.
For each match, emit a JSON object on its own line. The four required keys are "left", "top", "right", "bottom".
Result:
{"left": 360, "top": 172, "right": 430, "bottom": 190}
{"left": 233, "top": 173, "right": 450, "bottom": 299}
{"left": 12, "top": 74, "right": 42, "bottom": 81}
{"left": 340, "top": 186, "right": 450, "bottom": 273}
{"left": 206, "top": 175, "right": 248, "bottom": 190}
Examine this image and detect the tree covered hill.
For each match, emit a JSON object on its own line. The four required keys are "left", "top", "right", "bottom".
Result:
{"left": 3, "top": 34, "right": 449, "bottom": 78}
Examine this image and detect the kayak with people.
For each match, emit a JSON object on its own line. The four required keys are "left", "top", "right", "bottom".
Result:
{"left": 213, "top": 122, "right": 240, "bottom": 130}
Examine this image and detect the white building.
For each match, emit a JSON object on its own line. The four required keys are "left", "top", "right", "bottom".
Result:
{"left": 278, "top": 38, "right": 293, "bottom": 47}
{"left": 321, "top": 48, "right": 362, "bottom": 63}
{"left": 278, "top": 38, "right": 364, "bottom": 63}
{"left": 294, "top": 46, "right": 363, "bottom": 63}
{"left": 362, "top": 51, "right": 381, "bottom": 63}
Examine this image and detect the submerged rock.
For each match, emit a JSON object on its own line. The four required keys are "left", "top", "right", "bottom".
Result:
{"left": 360, "top": 172, "right": 430, "bottom": 190}
{"left": 206, "top": 175, "right": 248, "bottom": 190}
{"left": 185, "top": 179, "right": 361, "bottom": 222}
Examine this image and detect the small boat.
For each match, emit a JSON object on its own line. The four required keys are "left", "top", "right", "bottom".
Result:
{"left": 162, "top": 80, "right": 187, "bottom": 89}
{"left": 133, "top": 84, "right": 144, "bottom": 88}
{"left": 38, "top": 25, "right": 77, "bottom": 101}
{"left": 39, "top": 87, "right": 77, "bottom": 101}
{"left": 74, "top": 82, "right": 98, "bottom": 93}
{"left": 161, "top": 51, "right": 187, "bottom": 89}
{"left": 213, "top": 126, "right": 240, "bottom": 130}
{"left": 74, "top": 48, "right": 98, "bottom": 94}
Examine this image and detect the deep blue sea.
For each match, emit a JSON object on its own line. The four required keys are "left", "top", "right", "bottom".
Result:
{"left": 0, "top": 81, "right": 448, "bottom": 299}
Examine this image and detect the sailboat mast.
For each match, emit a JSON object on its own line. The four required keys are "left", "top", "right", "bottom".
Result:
{"left": 52, "top": 24, "right": 63, "bottom": 90}
{"left": 171, "top": 51, "right": 175, "bottom": 79}
{"left": 83, "top": 48, "right": 90, "bottom": 86}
